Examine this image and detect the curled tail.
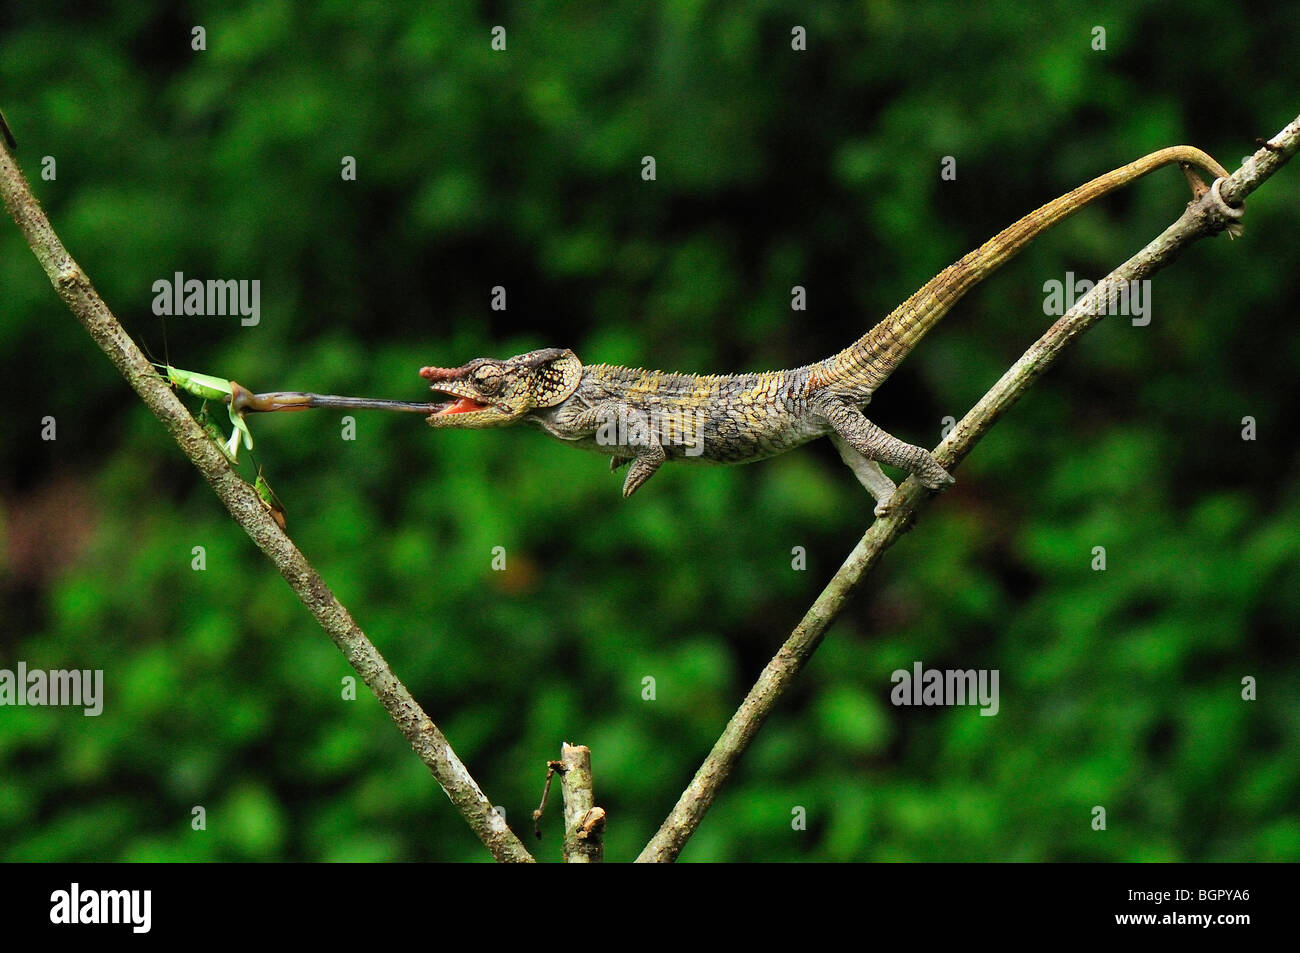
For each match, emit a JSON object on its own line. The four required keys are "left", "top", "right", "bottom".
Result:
{"left": 810, "top": 146, "right": 1231, "bottom": 398}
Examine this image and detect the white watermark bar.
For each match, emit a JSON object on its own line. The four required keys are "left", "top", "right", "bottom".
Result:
{"left": 49, "top": 883, "right": 150, "bottom": 933}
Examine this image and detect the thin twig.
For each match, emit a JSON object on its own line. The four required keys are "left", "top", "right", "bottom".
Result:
{"left": 0, "top": 132, "right": 535, "bottom": 864}
{"left": 637, "top": 114, "right": 1300, "bottom": 863}
{"left": 533, "top": 759, "right": 564, "bottom": 838}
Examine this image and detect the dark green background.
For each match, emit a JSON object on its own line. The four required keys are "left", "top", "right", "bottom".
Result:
{"left": 1, "top": 1, "right": 1296, "bottom": 862}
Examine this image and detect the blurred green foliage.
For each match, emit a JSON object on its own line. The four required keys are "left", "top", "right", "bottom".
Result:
{"left": 1, "top": 0, "right": 1297, "bottom": 862}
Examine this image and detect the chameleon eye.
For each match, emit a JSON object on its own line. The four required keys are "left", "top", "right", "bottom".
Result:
{"left": 472, "top": 365, "right": 503, "bottom": 395}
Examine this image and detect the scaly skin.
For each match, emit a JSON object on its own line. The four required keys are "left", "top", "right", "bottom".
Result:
{"left": 269, "top": 147, "right": 1234, "bottom": 512}
{"left": 419, "top": 352, "right": 955, "bottom": 506}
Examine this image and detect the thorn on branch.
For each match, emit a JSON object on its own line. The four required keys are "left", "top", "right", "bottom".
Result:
{"left": 1178, "top": 161, "right": 1211, "bottom": 199}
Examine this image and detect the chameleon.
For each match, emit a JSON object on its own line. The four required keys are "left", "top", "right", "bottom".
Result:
{"left": 236, "top": 146, "right": 1231, "bottom": 515}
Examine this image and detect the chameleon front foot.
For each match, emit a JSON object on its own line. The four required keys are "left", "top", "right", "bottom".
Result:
{"left": 621, "top": 446, "right": 666, "bottom": 497}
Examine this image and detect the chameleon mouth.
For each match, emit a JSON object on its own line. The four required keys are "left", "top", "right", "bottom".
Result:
{"left": 421, "top": 365, "right": 496, "bottom": 416}
{"left": 431, "top": 395, "right": 490, "bottom": 416}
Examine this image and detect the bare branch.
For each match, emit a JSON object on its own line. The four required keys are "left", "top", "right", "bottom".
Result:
{"left": 637, "top": 113, "right": 1299, "bottom": 863}
{"left": 558, "top": 743, "right": 604, "bottom": 863}
{"left": 0, "top": 134, "right": 535, "bottom": 864}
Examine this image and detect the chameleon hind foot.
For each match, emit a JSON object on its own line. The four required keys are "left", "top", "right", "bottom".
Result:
{"left": 914, "top": 452, "right": 956, "bottom": 491}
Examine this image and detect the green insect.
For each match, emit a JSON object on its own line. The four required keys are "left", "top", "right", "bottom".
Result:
{"left": 162, "top": 364, "right": 233, "bottom": 401}
{"left": 155, "top": 358, "right": 286, "bottom": 528}
{"left": 253, "top": 466, "right": 287, "bottom": 531}
{"left": 155, "top": 364, "right": 254, "bottom": 461}
{"left": 196, "top": 401, "right": 238, "bottom": 465}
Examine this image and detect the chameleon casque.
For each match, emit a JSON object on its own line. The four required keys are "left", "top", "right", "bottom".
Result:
{"left": 239, "top": 146, "right": 1231, "bottom": 515}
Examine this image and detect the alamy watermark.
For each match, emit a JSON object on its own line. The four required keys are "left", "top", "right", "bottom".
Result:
{"left": 50, "top": 883, "right": 150, "bottom": 933}
{"left": 152, "top": 271, "right": 260, "bottom": 326}
{"left": 593, "top": 405, "right": 706, "bottom": 456}
{"left": 0, "top": 662, "right": 103, "bottom": 716}
{"left": 1043, "top": 272, "right": 1151, "bottom": 326}
{"left": 890, "top": 661, "right": 999, "bottom": 716}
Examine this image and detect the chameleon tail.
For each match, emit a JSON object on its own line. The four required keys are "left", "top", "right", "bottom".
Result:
{"left": 811, "top": 146, "right": 1232, "bottom": 398}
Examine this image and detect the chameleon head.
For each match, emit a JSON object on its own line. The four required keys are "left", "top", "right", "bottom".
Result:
{"left": 420, "top": 347, "right": 582, "bottom": 428}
